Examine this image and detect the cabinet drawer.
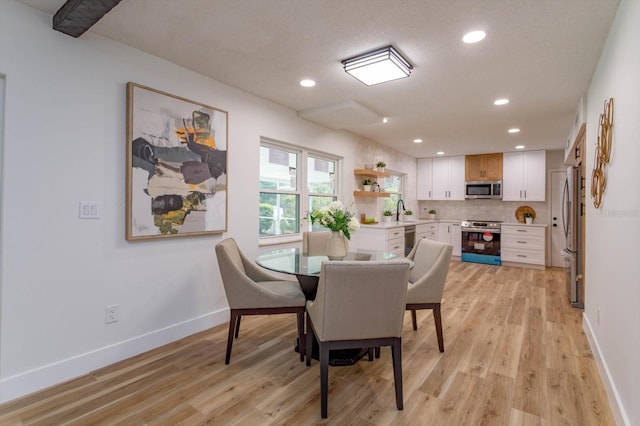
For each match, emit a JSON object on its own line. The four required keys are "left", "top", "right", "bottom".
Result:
{"left": 502, "top": 234, "right": 545, "bottom": 250}
{"left": 501, "top": 247, "right": 545, "bottom": 265}
{"left": 416, "top": 231, "right": 437, "bottom": 242}
{"left": 501, "top": 225, "right": 545, "bottom": 238}
{"left": 416, "top": 223, "right": 437, "bottom": 233}
{"left": 385, "top": 227, "right": 404, "bottom": 240}
{"left": 386, "top": 236, "right": 405, "bottom": 254}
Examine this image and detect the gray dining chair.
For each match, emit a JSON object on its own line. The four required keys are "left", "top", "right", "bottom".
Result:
{"left": 405, "top": 238, "right": 453, "bottom": 352}
{"left": 215, "top": 238, "right": 306, "bottom": 364}
{"left": 302, "top": 231, "right": 332, "bottom": 255}
{"left": 305, "top": 260, "right": 410, "bottom": 418}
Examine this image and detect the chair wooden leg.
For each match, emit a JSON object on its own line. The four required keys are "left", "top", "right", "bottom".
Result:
{"left": 368, "top": 348, "right": 374, "bottom": 361}
{"left": 391, "top": 337, "right": 403, "bottom": 410}
{"left": 234, "top": 314, "right": 241, "bottom": 338}
{"left": 375, "top": 347, "right": 381, "bottom": 358}
{"left": 225, "top": 310, "right": 238, "bottom": 364}
{"left": 306, "top": 313, "right": 313, "bottom": 366}
{"left": 320, "top": 343, "right": 330, "bottom": 418}
{"left": 411, "top": 309, "right": 418, "bottom": 330}
{"left": 433, "top": 303, "right": 444, "bottom": 352}
{"left": 297, "top": 310, "right": 305, "bottom": 362}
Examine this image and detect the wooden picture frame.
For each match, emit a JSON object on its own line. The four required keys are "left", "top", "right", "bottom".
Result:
{"left": 126, "top": 83, "right": 228, "bottom": 240}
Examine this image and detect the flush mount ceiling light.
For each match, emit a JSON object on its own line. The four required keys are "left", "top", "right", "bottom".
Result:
{"left": 508, "top": 128, "right": 521, "bottom": 134}
{"left": 515, "top": 145, "right": 525, "bottom": 149}
{"left": 342, "top": 45, "right": 413, "bottom": 86}
{"left": 413, "top": 138, "right": 423, "bottom": 143}
{"left": 494, "top": 98, "right": 509, "bottom": 106}
{"left": 300, "top": 79, "right": 316, "bottom": 87}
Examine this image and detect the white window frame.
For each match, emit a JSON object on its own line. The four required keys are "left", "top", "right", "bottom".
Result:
{"left": 259, "top": 138, "right": 341, "bottom": 246}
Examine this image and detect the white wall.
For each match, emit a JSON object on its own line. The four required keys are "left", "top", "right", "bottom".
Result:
{"left": 0, "top": 1, "right": 413, "bottom": 402}
{"left": 583, "top": 0, "right": 640, "bottom": 424}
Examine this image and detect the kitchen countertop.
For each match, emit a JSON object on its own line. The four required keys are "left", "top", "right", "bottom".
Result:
{"left": 359, "top": 219, "right": 548, "bottom": 229}
{"left": 502, "top": 222, "right": 548, "bottom": 228}
{"left": 359, "top": 219, "right": 434, "bottom": 229}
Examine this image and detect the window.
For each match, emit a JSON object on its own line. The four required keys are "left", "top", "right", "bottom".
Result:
{"left": 381, "top": 171, "right": 404, "bottom": 213}
{"left": 259, "top": 139, "right": 340, "bottom": 241}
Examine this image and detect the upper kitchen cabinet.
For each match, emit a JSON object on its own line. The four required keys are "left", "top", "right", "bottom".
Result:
{"left": 503, "top": 150, "right": 546, "bottom": 201}
{"left": 416, "top": 158, "right": 434, "bottom": 200}
{"left": 432, "top": 156, "right": 465, "bottom": 200}
{"left": 465, "top": 153, "right": 503, "bottom": 181}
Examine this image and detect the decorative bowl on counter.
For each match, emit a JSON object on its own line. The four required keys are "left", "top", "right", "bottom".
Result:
{"left": 515, "top": 206, "right": 536, "bottom": 223}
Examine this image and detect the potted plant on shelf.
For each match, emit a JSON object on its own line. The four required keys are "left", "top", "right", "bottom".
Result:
{"left": 382, "top": 209, "right": 393, "bottom": 222}
{"left": 428, "top": 209, "right": 437, "bottom": 220}
{"left": 376, "top": 161, "right": 386, "bottom": 172}
{"left": 362, "top": 179, "right": 373, "bottom": 191}
{"left": 524, "top": 212, "right": 534, "bottom": 224}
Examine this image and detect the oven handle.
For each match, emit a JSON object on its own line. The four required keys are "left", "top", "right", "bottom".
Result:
{"left": 461, "top": 227, "right": 501, "bottom": 234}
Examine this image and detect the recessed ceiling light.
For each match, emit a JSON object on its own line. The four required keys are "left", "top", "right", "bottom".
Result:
{"left": 382, "top": 117, "right": 389, "bottom": 123}
{"left": 494, "top": 98, "right": 509, "bottom": 106}
{"left": 300, "top": 79, "right": 316, "bottom": 87}
{"left": 413, "top": 138, "right": 423, "bottom": 143}
{"left": 436, "top": 151, "right": 445, "bottom": 155}
{"left": 515, "top": 145, "right": 525, "bottom": 149}
{"left": 463, "top": 30, "right": 486, "bottom": 44}
{"left": 508, "top": 128, "right": 521, "bottom": 134}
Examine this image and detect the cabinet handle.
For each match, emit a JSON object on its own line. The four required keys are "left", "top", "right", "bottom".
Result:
{"left": 517, "top": 229, "right": 527, "bottom": 233}
{"left": 524, "top": 190, "right": 527, "bottom": 199}
{"left": 429, "top": 190, "right": 431, "bottom": 198}
{"left": 517, "top": 254, "right": 527, "bottom": 258}
{"left": 517, "top": 241, "right": 527, "bottom": 244}
{"left": 519, "top": 190, "right": 522, "bottom": 198}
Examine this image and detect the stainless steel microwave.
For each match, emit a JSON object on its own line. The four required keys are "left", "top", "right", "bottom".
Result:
{"left": 465, "top": 180, "right": 502, "bottom": 199}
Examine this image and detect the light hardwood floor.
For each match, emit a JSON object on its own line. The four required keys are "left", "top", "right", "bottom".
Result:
{"left": 0, "top": 262, "right": 615, "bottom": 425}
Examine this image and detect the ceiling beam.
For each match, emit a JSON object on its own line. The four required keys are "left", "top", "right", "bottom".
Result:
{"left": 53, "top": 0, "right": 122, "bottom": 38}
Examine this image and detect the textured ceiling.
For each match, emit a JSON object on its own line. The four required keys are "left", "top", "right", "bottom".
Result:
{"left": 21, "top": 0, "right": 619, "bottom": 158}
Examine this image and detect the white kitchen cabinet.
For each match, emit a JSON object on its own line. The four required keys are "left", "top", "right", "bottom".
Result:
{"left": 416, "top": 158, "right": 434, "bottom": 200}
{"left": 416, "top": 223, "right": 438, "bottom": 242}
{"left": 350, "top": 226, "right": 405, "bottom": 256}
{"left": 437, "top": 221, "right": 462, "bottom": 257}
{"left": 503, "top": 150, "right": 546, "bottom": 201}
{"left": 432, "top": 156, "right": 465, "bottom": 200}
{"left": 501, "top": 224, "right": 546, "bottom": 269}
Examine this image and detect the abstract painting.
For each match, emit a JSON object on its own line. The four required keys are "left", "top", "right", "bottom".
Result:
{"left": 126, "top": 83, "right": 228, "bottom": 240}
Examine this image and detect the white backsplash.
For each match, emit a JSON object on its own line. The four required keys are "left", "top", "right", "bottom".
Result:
{"left": 417, "top": 199, "right": 550, "bottom": 224}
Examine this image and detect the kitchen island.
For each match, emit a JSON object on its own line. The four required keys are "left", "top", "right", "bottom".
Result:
{"left": 351, "top": 219, "right": 461, "bottom": 258}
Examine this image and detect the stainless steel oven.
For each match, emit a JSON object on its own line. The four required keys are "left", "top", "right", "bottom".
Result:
{"left": 461, "top": 220, "right": 501, "bottom": 265}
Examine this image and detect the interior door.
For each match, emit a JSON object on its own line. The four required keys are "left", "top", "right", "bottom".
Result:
{"left": 550, "top": 170, "right": 566, "bottom": 267}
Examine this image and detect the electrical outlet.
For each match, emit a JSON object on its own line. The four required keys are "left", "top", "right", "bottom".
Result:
{"left": 105, "top": 305, "right": 119, "bottom": 324}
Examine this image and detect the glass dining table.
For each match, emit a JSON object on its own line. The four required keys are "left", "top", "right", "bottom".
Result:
{"left": 255, "top": 247, "right": 408, "bottom": 366}
{"left": 255, "top": 247, "right": 402, "bottom": 300}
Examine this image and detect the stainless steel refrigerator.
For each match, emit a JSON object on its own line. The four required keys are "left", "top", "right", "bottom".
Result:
{"left": 561, "top": 165, "right": 584, "bottom": 308}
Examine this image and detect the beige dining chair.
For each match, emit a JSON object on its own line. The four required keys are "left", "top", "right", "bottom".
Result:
{"left": 305, "top": 260, "right": 410, "bottom": 418}
{"left": 405, "top": 238, "right": 453, "bottom": 352}
{"left": 302, "top": 231, "right": 332, "bottom": 255}
{"left": 215, "top": 238, "right": 306, "bottom": 364}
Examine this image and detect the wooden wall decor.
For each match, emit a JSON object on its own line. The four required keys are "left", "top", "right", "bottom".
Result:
{"left": 591, "top": 98, "right": 614, "bottom": 209}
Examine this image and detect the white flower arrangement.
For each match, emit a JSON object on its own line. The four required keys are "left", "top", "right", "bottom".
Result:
{"left": 309, "top": 201, "right": 360, "bottom": 240}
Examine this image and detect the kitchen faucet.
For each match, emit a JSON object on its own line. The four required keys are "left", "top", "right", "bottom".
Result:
{"left": 396, "top": 199, "right": 405, "bottom": 221}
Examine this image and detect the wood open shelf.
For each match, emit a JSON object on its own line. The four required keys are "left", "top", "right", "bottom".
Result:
{"left": 353, "top": 191, "right": 390, "bottom": 197}
{"left": 354, "top": 169, "right": 391, "bottom": 178}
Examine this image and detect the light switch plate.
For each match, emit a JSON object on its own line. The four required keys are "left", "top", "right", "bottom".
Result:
{"left": 79, "top": 201, "right": 100, "bottom": 219}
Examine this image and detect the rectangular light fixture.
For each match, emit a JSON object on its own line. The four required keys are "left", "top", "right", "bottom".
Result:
{"left": 342, "top": 45, "right": 413, "bottom": 86}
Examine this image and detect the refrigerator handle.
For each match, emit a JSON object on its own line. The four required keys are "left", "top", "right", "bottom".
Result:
{"left": 562, "top": 178, "right": 569, "bottom": 238}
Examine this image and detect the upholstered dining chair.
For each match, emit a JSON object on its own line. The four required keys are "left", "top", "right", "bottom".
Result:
{"left": 405, "top": 238, "right": 453, "bottom": 352}
{"left": 305, "top": 260, "right": 410, "bottom": 418}
{"left": 302, "top": 231, "right": 332, "bottom": 255}
{"left": 215, "top": 238, "right": 306, "bottom": 364}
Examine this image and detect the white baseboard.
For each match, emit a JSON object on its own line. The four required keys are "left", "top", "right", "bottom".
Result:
{"left": 0, "top": 308, "right": 229, "bottom": 404}
{"left": 583, "top": 312, "right": 630, "bottom": 426}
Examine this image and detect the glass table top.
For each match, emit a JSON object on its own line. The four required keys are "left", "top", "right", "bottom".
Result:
{"left": 256, "top": 248, "right": 401, "bottom": 277}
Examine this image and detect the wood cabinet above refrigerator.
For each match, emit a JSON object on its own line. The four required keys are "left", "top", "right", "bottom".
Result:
{"left": 465, "top": 153, "right": 503, "bottom": 181}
